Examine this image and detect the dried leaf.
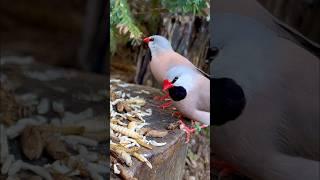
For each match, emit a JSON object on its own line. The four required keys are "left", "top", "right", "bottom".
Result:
{"left": 118, "top": 164, "right": 137, "bottom": 180}
{"left": 21, "top": 126, "right": 44, "bottom": 160}
{"left": 44, "top": 136, "right": 69, "bottom": 160}
{"left": 167, "top": 121, "right": 180, "bottom": 130}
{"left": 123, "top": 103, "right": 132, "bottom": 112}
{"left": 146, "top": 130, "right": 168, "bottom": 138}
{"left": 137, "top": 127, "right": 151, "bottom": 135}
{"left": 116, "top": 102, "right": 124, "bottom": 113}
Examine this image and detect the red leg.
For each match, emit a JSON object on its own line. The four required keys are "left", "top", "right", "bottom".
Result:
{"left": 178, "top": 119, "right": 194, "bottom": 143}
{"left": 159, "top": 101, "right": 172, "bottom": 109}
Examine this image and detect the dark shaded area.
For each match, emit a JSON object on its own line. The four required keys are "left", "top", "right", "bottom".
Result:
{"left": 212, "top": 78, "right": 246, "bottom": 126}
{"left": 0, "top": 0, "right": 108, "bottom": 74}
{"left": 78, "top": 0, "right": 109, "bottom": 73}
{"left": 258, "top": 0, "right": 320, "bottom": 45}
{"left": 210, "top": 0, "right": 319, "bottom": 179}
{"left": 1, "top": 60, "right": 108, "bottom": 179}
{"left": 0, "top": 1, "right": 109, "bottom": 179}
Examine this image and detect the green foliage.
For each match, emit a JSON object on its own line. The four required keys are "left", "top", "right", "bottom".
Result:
{"left": 110, "top": 28, "right": 117, "bottom": 53}
{"left": 161, "top": 0, "right": 208, "bottom": 15}
{"left": 110, "top": 0, "right": 209, "bottom": 54}
{"left": 110, "top": 0, "right": 143, "bottom": 53}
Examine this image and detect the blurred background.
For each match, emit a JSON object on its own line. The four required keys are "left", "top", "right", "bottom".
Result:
{"left": 0, "top": 0, "right": 108, "bottom": 73}
{"left": 258, "top": 0, "right": 320, "bottom": 44}
{"left": 1, "top": 0, "right": 319, "bottom": 76}
{"left": 0, "top": 1, "right": 109, "bottom": 180}
{"left": 1, "top": 0, "right": 319, "bottom": 179}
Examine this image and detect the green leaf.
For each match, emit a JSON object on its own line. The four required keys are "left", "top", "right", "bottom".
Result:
{"left": 110, "top": 0, "right": 209, "bottom": 53}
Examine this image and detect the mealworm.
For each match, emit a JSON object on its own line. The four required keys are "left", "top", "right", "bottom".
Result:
{"left": 110, "top": 124, "right": 142, "bottom": 139}
{"left": 145, "top": 129, "right": 168, "bottom": 138}
{"left": 149, "top": 140, "right": 167, "bottom": 147}
{"left": 127, "top": 121, "right": 137, "bottom": 130}
{"left": 132, "top": 152, "right": 152, "bottom": 169}
{"left": 111, "top": 147, "right": 132, "bottom": 167}
{"left": 135, "top": 139, "right": 152, "bottom": 150}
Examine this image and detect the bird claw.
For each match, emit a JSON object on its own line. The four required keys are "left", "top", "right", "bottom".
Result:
{"left": 178, "top": 120, "right": 194, "bottom": 143}
{"left": 178, "top": 119, "right": 208, "bottom": 143}
{"left": 154, "top": 93, "right": 170, "bottom": 101}
{"left": 171, "top": 111, "right": 183, "bottom": 118}
{"left": 159, "top": 101, "right": 172, "bottom": 109}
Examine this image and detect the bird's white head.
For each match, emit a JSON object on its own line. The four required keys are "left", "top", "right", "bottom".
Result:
{"left": 143, "top": 35, "right": 174, "bottom": 56}
{"left": 163, "top": 66, "right": 196, "bottom": 92}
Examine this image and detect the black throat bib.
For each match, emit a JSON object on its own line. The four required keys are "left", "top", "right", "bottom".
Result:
{"left": 168, "top": 86, "right": 187, "bottom": 101}
{"left": 212, "top": 77, "right": 246, "bottom": 126}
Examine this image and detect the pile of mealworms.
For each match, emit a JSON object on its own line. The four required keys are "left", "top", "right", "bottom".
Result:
{"left": 110, "top": 79, "right": 169, "bottom": 180}
{"left": 0, "top": 85, "right": 107, "bottom": 180}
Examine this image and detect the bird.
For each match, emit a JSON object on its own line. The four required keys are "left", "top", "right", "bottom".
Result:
{"left": 142, "top": 35, "right": 211, "bottom": 141}
{"left": 211, "top": 8, "right": 320, "bottom": 180}
{"left": 143, "top": 35, "right": 246, "bottom": 126}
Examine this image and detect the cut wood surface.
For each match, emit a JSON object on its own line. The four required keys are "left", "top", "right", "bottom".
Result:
{"left": 110, "top": 80, "right": 188, "bottom": 180}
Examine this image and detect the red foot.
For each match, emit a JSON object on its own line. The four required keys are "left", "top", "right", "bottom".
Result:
{"left": 178, "top": 118, "right": 207, "bottom": 143}
{"left": 178, "top": 119, "right": 207, "bottom": 143}
{"left": 159, "top": 101, "right": 172, "bottom": 109}
{"left": 172, "top": 111, "right": 183, "bottom": 118}
{"left": 178, "top": 120, "right": 193, "bottom": 143}
{"left": 153, "top": 93, "right": 170, "bottom": 101}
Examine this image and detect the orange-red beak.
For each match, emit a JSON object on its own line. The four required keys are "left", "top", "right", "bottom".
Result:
{"left": 163, "top": 79, "right": 173, "bottom": 91}
{"left": 143, "top": 37, "right": 151, "bottom": 43}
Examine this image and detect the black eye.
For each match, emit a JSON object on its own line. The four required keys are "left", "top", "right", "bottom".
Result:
{"left": 150, "top": 38, "right": 154, "bottom": 41}
{"left": 171, "top": 77, "right": 178, "bottom": 84}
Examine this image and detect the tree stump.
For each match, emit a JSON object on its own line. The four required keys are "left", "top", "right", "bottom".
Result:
{"left": 110, "top": 81, "right": 188, "bottom": 180}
